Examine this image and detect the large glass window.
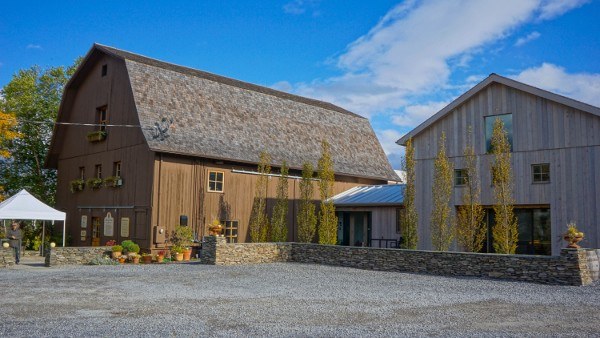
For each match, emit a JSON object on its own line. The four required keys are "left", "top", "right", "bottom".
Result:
{"left": 207, "top": 171, "right": 224, "bottom": 192}
{"left": 485, "top": 114, "right": 513, "bottom": 152}
{"left": 532, "top": 163, "right": 550, "bottom": 183}
{"left": 482, "top": 207, "right": 551, "bottom": 255}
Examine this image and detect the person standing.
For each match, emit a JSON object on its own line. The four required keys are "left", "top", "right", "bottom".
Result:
{"left": 7, "top": 221, "right": 22, "bottom": 265}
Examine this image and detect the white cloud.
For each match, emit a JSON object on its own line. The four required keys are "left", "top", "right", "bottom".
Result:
{"left": 26, "top": 44, "right": 43, "bottom": 50}
{"left": 283, "top": 0, "right": 320, "bottom": 16}
{"left": 271, "top": 81, "right": 293, "bottom": 92}
{"left": 514, "top": 31, "right": 541, "bottom": 46}
{"left": 392, "top": 101, "right": 449, "bottom": 127}
{"left": 376, "top": 129, "right": 405, "bottom": 170}
{"left": 512, "top": 63, "right": 600, "bottom": 107}
{"left": 536, "top": 0, "right": 589, "bottom": 20}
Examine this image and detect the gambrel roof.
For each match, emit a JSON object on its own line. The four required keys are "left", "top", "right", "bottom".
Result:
{"left": 50, "top": 44, "right": 398, "bottom": 181}
{"left": 397, "top": 73, "right": 600, "bottom": 145}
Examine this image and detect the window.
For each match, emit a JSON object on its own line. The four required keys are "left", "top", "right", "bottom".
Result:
{"left": 97, "top": 106, "right": 108, "bottom": 132}
{"left": 223, "top": 220, "right": 238, "bottom": 243}
{"left": 79, "top": 167, "right": 85, "bottom": 180}
{"left": 101, "top": 64, "right": 107, "bottom": 77}
{"left": 113, "top": 161, "right": 121, "bottom": 177}
{"left": 485, "top": 114, "right": 513, "bottom": 152}
{"left": 454, "top": 169, "right": 468, "bottom": 186}
{"left": 207, "top": 171, "right": 224, "bottom": 192}
{"left": 532, "top": 163, "right": 550, "bottom": 183}
{"left": 95, "top": 164, "right": 102, "bottom": 179}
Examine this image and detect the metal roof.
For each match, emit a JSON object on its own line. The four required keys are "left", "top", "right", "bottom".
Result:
{"left": 330, "top": 184, "right": 405, "bottom": 207}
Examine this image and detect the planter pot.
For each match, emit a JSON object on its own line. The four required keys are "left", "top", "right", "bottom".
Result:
{"left": 209, "top": 225, "right": 223, "bottom": 236}
{"left": 183, "top": 249, "right": 192, "bottom": 261}
{"left": 118, "top": 257, "right": 126, "bottom": 264}
{"left": 112, "top": 251, "right": 122, "bottom": 259}
{"left": 142, "top": 255, "right": 153, "bottom": 264}
{"left": 156, "top": 254, "right": 165, "bottom": 263}
{"left": 132, "top": 256, "right": 140, "bottom": 264}
{"left": 173, "top": 253, "right": 184, "bottom": 262}
{"left": 564, "top": 235, "right": 583, "bottom": 248}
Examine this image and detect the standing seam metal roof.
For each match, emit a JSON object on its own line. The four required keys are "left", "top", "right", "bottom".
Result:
{"left": 330, "top": 184, "right": 405, "bottom": 206}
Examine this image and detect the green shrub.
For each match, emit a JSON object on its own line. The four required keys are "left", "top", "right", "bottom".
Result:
{"left": 112, "top": 245, "right": 123, "bottom": 252}
{"left": 121, "top": 240, "right": 139, "bottom": 253}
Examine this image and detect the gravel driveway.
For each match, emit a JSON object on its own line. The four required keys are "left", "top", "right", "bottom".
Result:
{"left": 1, "top": 262, "right": 598, "bottom": 337}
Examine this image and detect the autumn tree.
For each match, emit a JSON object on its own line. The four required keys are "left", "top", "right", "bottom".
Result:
{"left": 249, "top": 152, "right": 271, "bottom": 242}
{"left": 0, "top": 110, "right": 20, "bottom": 202}
{"left": 400, "top": 137, "right": 419, "bottom": 249}
{"left": 297, "top": 162, "right": 317, "bottom": 243}
{"left": 317, "top": 141, "right": 338, "bottom": 244}
{"left": 0, "top": 61, "right": 79, "bottom": 205}
{"left": 270, "top": 161, "right": 289, "bottom": 242}
{"left": 456, "top": 126, "right": 486, "bottom": 252}
{"left": 490, "top": 118, "right": 518, "bottom": 254}
{"left": 430, "top": 132, "right": 454, "bottom": 251}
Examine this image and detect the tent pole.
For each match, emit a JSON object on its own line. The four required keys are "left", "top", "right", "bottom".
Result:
{"left": 41, "top": 220, "right": 45, "bottom": 256}
{"left": 62, "top": 218, "right": 66, "bottom": 247}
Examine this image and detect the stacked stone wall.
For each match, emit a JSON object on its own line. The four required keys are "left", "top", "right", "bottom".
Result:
{"left": 201, "top": 236, "right": 291, "bottom": 265}
{"left": 45, "top": 247, "right": 111, "bottom": 267}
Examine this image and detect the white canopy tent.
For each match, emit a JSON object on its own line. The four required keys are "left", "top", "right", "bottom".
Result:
{"left": 0, "top": 189, "right": 66, "bottom": 248}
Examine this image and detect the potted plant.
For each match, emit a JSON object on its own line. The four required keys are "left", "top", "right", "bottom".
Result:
{"left": 141, "top": 253, "right": 153, "bottom": 264}
{"left": 69, "top": 179, "right": 85, "bottom": 193}
{"left": 118, "top": 255, "right": 127, "bottom": 264}
{"left": 171, "top": 245, "right": 184, "bottom": 261}
{"left": 156, "top": 250, "right": 166, "bottom": 263}
{"left": 171, "top": 225, "right": 194, "bottom": 261}
{"left": 104, "top": 176, "right": 123, "bottom": 187}
{"left": 87, "top": 130, "right": 107, "bottom": 142}
{"left": 129, "top": 253, "right": 141, "bottom": 264}
{"left": 121, "top": 240, "right": 140, "bottom": 258}
{"left": 86, "top": 177, "right": 103, "bottom": 189}
{"left": 105, "top": 240, "right": 117, "bottom": 246}
{"left": 208, "top": 219, "right": 223, "bottom": 236}
{"left": 563, "top": 222, "right": 584, "bottom": 248}
{"left": 111, "top": 245, "right": 123, "bottom": 259}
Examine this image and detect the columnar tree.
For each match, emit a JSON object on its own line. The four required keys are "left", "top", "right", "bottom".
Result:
{"left": 249, "top": 152, "right": 271, "bottom": 242}
{"left": 430, "top": 132, "right": 454, "bottom": 251}
{"left": 400, "top": 138, "right": 419, "bottom": 249}
{"left": 317, "top": 141, "right": 338, "bottom": 244}
{"left": 270, "top": 161, "right": 289, "bottom": 242}
{"left": 0, "top": 62, "right": 79, "bottom": 205}
{"left": 491, "top": 118, "right": 518, "bottom": 254}
{"left": 297, "top": 162, "right": 317, "bottom": 242}
{"left": 456, "top": 126, "right": 486, "bottom": 252}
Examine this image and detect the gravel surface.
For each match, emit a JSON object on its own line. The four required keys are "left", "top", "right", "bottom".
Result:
{"left": 1, "top": 261, "right": 598, "bottom": 337}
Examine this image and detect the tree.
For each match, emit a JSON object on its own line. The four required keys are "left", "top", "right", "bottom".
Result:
{"left": 317, "top": 141, "right": 338, "bottom": 244}
{"left": 430, "top": 132, "right": 454, "bottom": 251}
{"left": 270, "top": 161, "right": 289, "bottom": 242}
{"left": 456, "top": 126, "right": 486, "bottom": 252}
{"left": 0, "top": 61, "right": 79, "bottom": 205}
{"left": 0, "top": 109, "right": 19, "bottom": 202}
{"left": 249, "top": 152, "right": 271, "bottom": 242}
{"left": 400, "top": 138, "right": 419, "bottom": 249}
{"left": 490, "top": 118, "right": 518, "bottom": 254}
{"left": 297, "top": 162, "right": 317, "bottom": 243}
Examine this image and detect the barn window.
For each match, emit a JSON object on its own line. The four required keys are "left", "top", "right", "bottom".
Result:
{"left": 532, "top": 163, "right": 550, "bottom": 183}
{"left": 113, "top": 161, "right": 121, "bottom": 177}
{"left": 207, "top": 171, "right": 224, "bottom": 192}
{"left": 97, "top": 106, "right": 108, "bottom": 132}
{"left": 485, "top": 114, "right": 513, "bottom": 152}
{"left": 95, "top": 164, "right": 102, "bottom": 179}
{"left": 454, "top": 169, "right": 468, "bottom": 186}
{"left": 101, "top": 64, "right": 107, "bottom": 77}
{"left": 79, "top": 167, "right": 85, "bottom": 180}
{"left": 223, "top": 220, "right": 238, "bottom": 243}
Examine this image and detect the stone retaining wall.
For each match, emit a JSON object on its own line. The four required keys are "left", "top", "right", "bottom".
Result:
{"left": 201, "top": 237, "right": 592, "bottom": 286}
{"left": 45, "top": 247, "right": 111, "bottom": 267}
{"left": 1, "top": 247, "right": 15, "bottom": 267}
{"left": 201, "top": 236, "right": 291, "bottom": 265}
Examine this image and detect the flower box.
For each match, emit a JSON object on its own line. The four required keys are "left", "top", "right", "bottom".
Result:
{"left": 86, "top": 178, "right": 104, "bottom": 189}
{"left": 69, "top": 179, "right": 85, "bottom": 193}
{"left": 87, "top": 130, "right": 107, "bottom": 142}
{"left": 104, "top": 176, "right": 123, "bottom": 188}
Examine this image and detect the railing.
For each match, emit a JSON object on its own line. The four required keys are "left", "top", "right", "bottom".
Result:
{"left": 370, "top": 238, "right": 399, "bottom": 249}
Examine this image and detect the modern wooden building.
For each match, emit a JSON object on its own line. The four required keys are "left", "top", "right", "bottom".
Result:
{"left": 397, "top": 74, "right": 600, "bottom": 255}
{"left": 46, "top": 44, "right": 398, "bottom": 250}
{"left": 331, "top": 184, "right": 404, "bottom": 248}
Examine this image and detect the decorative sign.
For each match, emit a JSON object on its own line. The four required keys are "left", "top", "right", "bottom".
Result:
{"left": 120, "top": 217, "right": 130, "bottom": 237}
{"left": 80, "top": 230, "right": 86, "bottom": 241}
{"left": 104, "top": 212, "right": 114, "bottom": 237}
{"left": 81, "top": 215, "right": 88, "bottom": 228}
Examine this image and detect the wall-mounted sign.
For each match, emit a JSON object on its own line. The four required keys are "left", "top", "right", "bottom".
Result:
{"left": 104, "top": 212, "right": 114, "bottom": 237}
{"left": 120, "top": 217, "right": 130, "bottom": 237}
{"left": 81, "top": 215, "right": 88, "bottom": 228}
{"left": 81, "top": 230, "right": 86, "bottom": 241}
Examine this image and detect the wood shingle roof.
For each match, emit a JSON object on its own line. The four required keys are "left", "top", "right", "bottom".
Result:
{"left": 96, "top": 44, "right": 398, "bottom": 181}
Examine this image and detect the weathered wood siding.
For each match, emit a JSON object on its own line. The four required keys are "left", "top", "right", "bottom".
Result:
{"left": 55, "top": 55, "right": 154, "bottom": 249}
{"left": 336, "top": 207, "right": 400, "bottom": 243}
{"left": 411, "top": 82, "right": 600, "bottom": 254}
{"left": 150, "top": 154, "right": 383, "bottom": 246}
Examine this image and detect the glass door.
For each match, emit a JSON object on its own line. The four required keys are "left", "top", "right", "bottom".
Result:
{"left": 91, "top": 217, "right": 101, "bottom": 246}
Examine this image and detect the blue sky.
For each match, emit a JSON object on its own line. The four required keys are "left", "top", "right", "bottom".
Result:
{"left": 1, "top": 0, "right": 599, "bottom": 169}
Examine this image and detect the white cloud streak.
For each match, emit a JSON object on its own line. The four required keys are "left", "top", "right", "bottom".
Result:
{"left": 536, "top": 0, "right": 590, "bottom": 20}
{"left": 26, "top": 44, "right": 43, "bottom": 50}
{"left": 515, "top": 31, "right": 541, "bottom": 46}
